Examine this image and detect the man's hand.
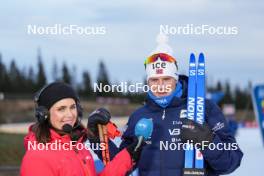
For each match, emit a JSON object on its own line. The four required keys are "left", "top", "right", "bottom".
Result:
{"left": 87, "top": 108, "right": 111, "bottom": 136}
{"left": 180, "top": 118, "right": 213, "bottom": 146}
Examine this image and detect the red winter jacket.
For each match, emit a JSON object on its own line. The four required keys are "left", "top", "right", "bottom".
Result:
{"left": 20, "top": 126, "right": 133, "bottom": 176}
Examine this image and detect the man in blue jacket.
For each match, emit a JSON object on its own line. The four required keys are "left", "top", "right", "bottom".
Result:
{"left": 88, "top": 52, "right": 243, "bottom": 176}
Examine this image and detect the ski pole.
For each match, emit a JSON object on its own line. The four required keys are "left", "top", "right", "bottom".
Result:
{"left": 98, "top": 124, "right": 110, "bottom": 165}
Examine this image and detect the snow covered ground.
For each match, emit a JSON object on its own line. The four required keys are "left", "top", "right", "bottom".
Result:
{"left": 228, "top": 128, "right": 264, "bottom": 176}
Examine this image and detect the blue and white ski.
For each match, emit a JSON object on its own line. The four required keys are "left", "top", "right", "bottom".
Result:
{"left": 184, "top": 53, "right": 205, "bottom": 176}
{"left": 195, "top": 53, "right": 205, "bottom": 169}
{"left": 184, "top": 53, "right": 196, "bottom": 169}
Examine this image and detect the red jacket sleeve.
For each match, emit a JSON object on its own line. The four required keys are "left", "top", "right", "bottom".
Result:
{"left": 98, "top": 149, "right": 133, "bottom": 176}
{"left": 20, "top": 151, "right": 56, "bottom": 176}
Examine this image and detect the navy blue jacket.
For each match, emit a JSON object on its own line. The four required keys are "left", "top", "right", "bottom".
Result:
{"left": 108, "top": 75, "right": 243, "bottom": 176}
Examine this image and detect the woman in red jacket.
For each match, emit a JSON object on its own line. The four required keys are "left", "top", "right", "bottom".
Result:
{"left": 20, "top": 82, "right": 140, "bottom": 176}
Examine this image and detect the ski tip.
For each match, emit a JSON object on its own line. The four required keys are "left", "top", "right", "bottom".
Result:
{"left": 190, "top": 53, "right": 195, "bottom": 62}
{"left": 199, "top": 53, "right": 205, "bottom": 62}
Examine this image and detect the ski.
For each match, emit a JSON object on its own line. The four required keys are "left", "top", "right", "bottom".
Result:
{"left": 184, "top": 53, "right": 196, "bottom": 169}
{"left": 195, "top": 53, "right": 205, "bottom": 170}
{"left": 183, "top": 53, "right": 205, "bottom": 176}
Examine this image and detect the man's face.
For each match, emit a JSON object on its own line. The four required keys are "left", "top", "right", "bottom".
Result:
{"left": 148, "top": 76, "right": 176, "bottom": 97}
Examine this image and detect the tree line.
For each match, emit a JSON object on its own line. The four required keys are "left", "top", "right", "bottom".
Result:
{"left": 0, "top": 51, "right": 253, "bottom": 109}
{"left": 0, "top": 50, "right": 146, "bottom": 103}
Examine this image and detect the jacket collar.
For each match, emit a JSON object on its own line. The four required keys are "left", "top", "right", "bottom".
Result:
{"left": 145, "top": 75, "right": 188, "bottom": 111}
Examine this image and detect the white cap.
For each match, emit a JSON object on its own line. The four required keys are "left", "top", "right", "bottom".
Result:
{"left": 145, "top": 33, "right": 178, "bottom": 81}
{"left": 145, "top": 53, "right": 178, "bottom": 81}
{"left": 150, "top": 33, "right": 173, "bottom": 56}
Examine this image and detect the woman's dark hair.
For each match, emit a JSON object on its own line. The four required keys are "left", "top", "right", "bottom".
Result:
{"left": 31, "top": 120, "right": 90, "bottom": 144}
{"left": 32, "top": 121, "right": 51, "bottom": 144}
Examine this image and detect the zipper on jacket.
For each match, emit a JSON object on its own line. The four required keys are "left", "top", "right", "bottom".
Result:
{"left": 73, "top": 147, "right": 90, "bottom": 176}
{"left": 162, "top": 109, "right": 166, "bottom": 120}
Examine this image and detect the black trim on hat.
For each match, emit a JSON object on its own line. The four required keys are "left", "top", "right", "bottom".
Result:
{"left": 37, "top": 82, "right": 79, "bottom": 110}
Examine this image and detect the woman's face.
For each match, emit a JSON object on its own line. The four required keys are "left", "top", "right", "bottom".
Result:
{"left": 49, "top": 98, "right": 77, "bottom": 130}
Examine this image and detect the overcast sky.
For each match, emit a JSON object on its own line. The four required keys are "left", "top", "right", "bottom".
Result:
{"left": 0, "top": 0, "right": 263, "bottom": 88}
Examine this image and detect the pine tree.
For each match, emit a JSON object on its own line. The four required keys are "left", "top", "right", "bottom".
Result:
{"left": 62, "top": 62, "right": 71, "bottom": 84}
{"left": 216, "top": 80, "right": 223, "bottom": 91}
{"left": 27, "top": 66, "right": 36, "bottom": 92}
{"left": 234, "top": 86, "right": 245, "bottom": 109}
{"left": 221, "top": 80, "right": 234, "bottom": 104}
{"left": 97, "top": 60, "right": 110, "bottom": 85}
{"left": 82, "top": 71, "right": 93, "bottom": 97}
{"left": 96, "top": 60, "right": 111, "bottom": 96}
{"left": 9, "top": 59, "right": 21, "bottom": 92}
{"left": 247, "top": 81, "right": 253, "bottom": 110}
{"left": 52, "top": 58, "right": 59, "bottom": 81}
{"left": 0, "top": 53, "right": 8, "bottom": 91}
{"left": 36, "top": 49, "right": 47, "bottom": 89}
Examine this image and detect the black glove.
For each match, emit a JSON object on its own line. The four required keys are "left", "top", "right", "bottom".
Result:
{"left": 87, "top": 108, "right": 111, "bottom": 136}
{"left": 126, "top": 137, "right": 146, "bottom": 162}
{"left": 181, "top": 118, "right": 213, "bottom": 146}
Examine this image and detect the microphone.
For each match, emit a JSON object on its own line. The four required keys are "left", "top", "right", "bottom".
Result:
{"left": 62, "top": 124, "right": 73, "bottom": 133}
{"left": 134, "top": 118, "right": 153, "bottom": 152}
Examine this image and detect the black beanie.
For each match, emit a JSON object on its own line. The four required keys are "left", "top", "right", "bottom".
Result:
{"left": 37, "top": 82, "right": 79, "bottom": 110}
